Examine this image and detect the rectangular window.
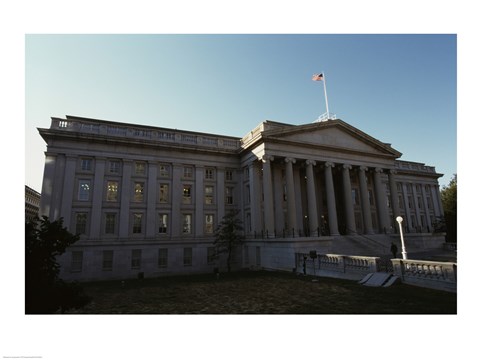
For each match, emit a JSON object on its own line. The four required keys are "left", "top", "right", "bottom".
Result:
{"left": 205, "top": 185, "right": 214, "bottom": 204}
{"left": 183, "top": 247, "right": 192, "bottom": 266}
{"left": 205, "top": 168, "right": 215, "bottom": 180}
{"left": 418, "top": 196, "right": 423, "bottom": 209}
{"left": 109, "top": 160, "right": 120, "bottom": 174}
{"left": 207, "top": 247, "right": 216, "bottom": 265}
{"left": 246, "top": 185, "right": 251, "bottom": 204}
{"left": 71, "top": 251, "right": 83, "bottom": 272}
{"left": 78, "top": 180, "right": 91, "bottom": 201}
{"left": 159, "top": 184, "right": 169, "bottom": 203}
{"left": 131, "top": 249, "right": 142, "bottom": 269}
{"left": 135, "top": 162, "right": 146, "bottom": 175}
{"left": 133, "top": 213, "right": 143, "bottom": 234}
{"left": 158, "top": 213, "right": 168, "bottom": 234}
{"left": 106, "top": 181, "right": 119, "bottom": 202}
{"left": 205, "top": 214, "right": 214, "bottom": 234}
{"left": 351, "top": 188, "right": 359, "bottom": 205}
{"left": 75, "top": 213, "right": 87, "bottom": 235}
{"left": 225, "top": 170, "right": 233, "bottom": 181}
{"left": 105, "top": 213, "right": 116, "bottom": 234}
{"left": 183, "top": 166, "right": 193, "bottom": 178}
{"left": 158, "top": 248, "right": 168, "bottom": 268}
{"left": 225, "top": 187, "right": 234, "bottom": 205}
{"left": 183, "top": 185, "right": 192, "bottom": 204}
{"left": 399, "top": 194, "right": 404, "bottom": 209}
{"left": 182, "top": 214, "right": 192, "bottom": 234}
{"left": 134, "top": 182, "right": 144, "bottom": 202}
{"left": 81, "top": 158, "right": 92, "bottom": 171}
{"left": 102, "top": 250, "right": 113, "bottom": 271}
{"left": 408, "top": 196, "right": 413, "bottom": 209}
{"left": 397, "top": 183, "right": 402, "bottom": 193}
{"left": 159, "top": 165, "right": 170, "bottom": 177}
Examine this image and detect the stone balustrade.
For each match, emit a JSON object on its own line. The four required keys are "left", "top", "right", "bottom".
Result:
{"left": 51, "top": 117, "right": 241, "bottom": 151}
{"left": 296, "top": 253, "right": 380, "bottom": 280}
{"left": 391, "top": 259, "right": 457, "bottom": 292}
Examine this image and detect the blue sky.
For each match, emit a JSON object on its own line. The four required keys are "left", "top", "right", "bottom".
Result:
{"left": 25, "top": 34, "right": 456, "bottom": 191}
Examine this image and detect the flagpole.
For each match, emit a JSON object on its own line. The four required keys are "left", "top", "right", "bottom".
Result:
{"left": 322, "top": 71, "right": 330, "bottom": 116}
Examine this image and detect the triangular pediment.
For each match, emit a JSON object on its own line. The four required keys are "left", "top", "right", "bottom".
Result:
{"left": 261, "top": 119, "right": 401, "bottom": 158}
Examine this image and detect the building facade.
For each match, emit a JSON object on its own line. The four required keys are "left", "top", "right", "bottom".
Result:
{"left": 38, "top": 115, "right": 445, "bottom": 281}
{"left": 25, "top": 185, "right": 41, "bottom": 222}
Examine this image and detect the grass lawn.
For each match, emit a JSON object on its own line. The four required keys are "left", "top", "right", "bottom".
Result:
{"left": 68, "top": 270, "right": 457, "bottom": 314}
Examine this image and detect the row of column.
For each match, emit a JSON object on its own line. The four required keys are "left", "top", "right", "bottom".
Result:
{"left": 253, "top": 155, "right": 440, "bottom": 237}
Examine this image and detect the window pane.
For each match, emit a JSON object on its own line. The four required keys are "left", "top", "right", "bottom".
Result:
{"left": 75, "top": 213, "right": 87, "bottom": 234}
{"left": 78, "top": 180, "right": 91, "bottom": 201}
{"left": 158, "top": 214, "right": 168, "bottom": 233}
{"left": 133, "top": 214, "right": 143, "bottom": 233}
{"left": 131, "top": 249, "right": 142, "bottom": 269}
{"left": 183, "top": 214, "right": 192, "bottom": 234}
{"left": 158, "top": 248, "right": 168, "bottom": 268}
{"left": 102, "top": 250, "right": 113, "bottom": 271}
{"left": 183, "top": 185, "right": 192, "bottom": 204}
{"left": 71, "top": 251, "right": 83, "bottom": 272}
{"left": 105, "top": 213, "right": 116, "bottom": 234}
{"left": 106, "top": 181, "right": 118, "bottom": 201}
{"left": 159, "top": 184, "right": 169, "bottom": 203}
{"left": 134, "top": 182, "right": 144, "bottom": 202}
{"left": 183, "top": 247, "right": 192, "bottom": 266}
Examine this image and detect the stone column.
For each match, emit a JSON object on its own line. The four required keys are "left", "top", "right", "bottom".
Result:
{"left": 119, "top": 160, "right": 133, "bottom": 239}
{"left": 216, "top": 167, "right": 225, "bottom": 222}
{"left": 374, "top": 167, "right": 389, "bottom": 233}
{"left": 90, "top": 157, "right": 106, "bottom": 239}
{"left": 146, "top": 161, "right": 158, "bottom": 238}
{"left": 412, "top": 183, "right": 422, "bottom": 231}
{"left": 51, "top": 154, "right": 66, "bottom": 220}
{"left": 305, "top": 160, "right": 319, "bottom": 234}
{"left": 388, "top": 170, "right": 401, "bottom": 219}
{"left": 273, "top": 165, "right": 285, "bottom": 234}
{"left": 342, "top": 164, "right": 356, "bottom": 234}
{"left": 39, "top": 152, "right": 57, "bottom": 218}
{"left": 171, "top": 163, "right": 183, "bottom": 237}
{"left": 421, "top": 183, "right": 433, "bottom": 231}
{"left": 284, "top": 157, "right": 297, "bottom": 232}
{"left": 261, "top": 155, "right": 275, "bottom": 236}
{"left": 433, "top": 185, "right": 444, "bottom": 216}
{"left": 324, "top": 162, "right": 339, "bottom": 235}
{"left": 358, "top": 166, "right": 374, "bottom": 234}
{"left": 401, "top": 183, "right": 413, "bottom": 231}
{"left": 249, "top": 161, "right": 262, "bottom": 234}
{"left": 60, "top": 155, "right": 78, "bottom": 229}
{"left": 194, "top": 165, "right": 205, "bottom": 236}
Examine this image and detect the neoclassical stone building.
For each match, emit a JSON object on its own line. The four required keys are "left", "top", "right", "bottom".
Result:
{"left": 38, "top": 115, "right": 445, "bottom": 281}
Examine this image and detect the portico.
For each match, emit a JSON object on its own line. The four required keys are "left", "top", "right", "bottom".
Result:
{"left": 240, "top": 119, "right": 444, "bottom": 239}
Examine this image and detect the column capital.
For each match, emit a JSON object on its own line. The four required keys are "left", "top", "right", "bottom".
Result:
{"left": 388, "top": 169, "right": 397, "bottom": 175}
{"left": 374, "top": 167, "right": 384, "bottom": 174}
{"left": 305, "top": 159, "right": 317, "bottom": 166}
{"left": 359, "top": 165, "right": 369, "bottom": 172}
{"left": 285, "top": 157, "right": 296, "bottom": 164}
{"left": 324, "top": 161, "right": 335, "bottom": 168}
{"left": 342, "top": 164, "right": 352, "bottom": 170}
{"left": 261, "top": 154, "right": 275, "bottom": 163}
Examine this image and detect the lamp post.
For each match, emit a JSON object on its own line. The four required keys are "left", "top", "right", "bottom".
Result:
{"left": 396, "top": 216, "right": 408, "bottom": 259}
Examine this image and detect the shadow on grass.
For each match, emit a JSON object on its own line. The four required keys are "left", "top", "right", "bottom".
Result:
{"left": 67, "top": 270, "right": 457, "bottom": 314}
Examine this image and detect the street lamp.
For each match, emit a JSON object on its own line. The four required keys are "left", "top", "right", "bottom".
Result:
{"left": 396, "top": 216, "right": 408, "bottom": 259}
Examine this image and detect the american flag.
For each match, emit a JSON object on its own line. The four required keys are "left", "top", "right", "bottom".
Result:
{"left": 312, "top": 73, "right": 324, "bottom": 81}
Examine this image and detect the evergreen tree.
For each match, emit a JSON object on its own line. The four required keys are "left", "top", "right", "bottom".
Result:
{"left": 213, "top": 210, "right": 244, "bottom": 272}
